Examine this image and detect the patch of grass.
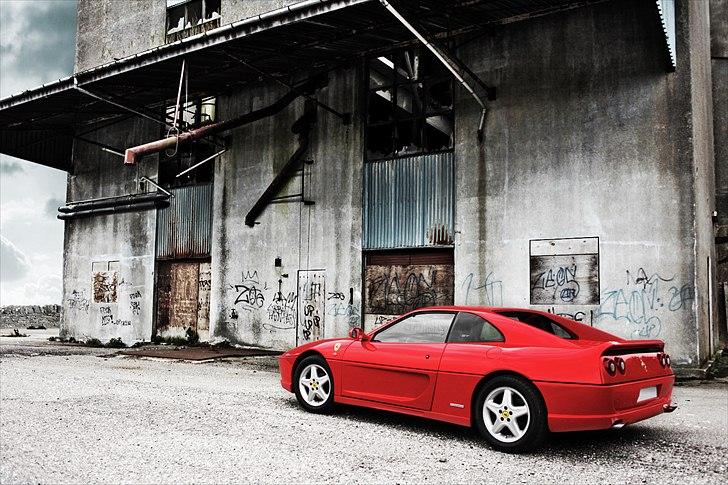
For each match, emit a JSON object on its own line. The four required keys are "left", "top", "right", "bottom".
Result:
{"left": 106, "top": 337, "right": 126, "bottom": 348}
{"left": 84, "top": 338, "right": 104, "bottom": 347}
{"left": 27, "top": 325, "right": 46, "bottom": 330}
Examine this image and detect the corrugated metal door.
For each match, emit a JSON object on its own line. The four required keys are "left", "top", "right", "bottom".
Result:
{"left": 156, "top": 184, "right": 213, "bottom": 259}
{"left": 363, "top": 153, "right": 453, "bottom": 249}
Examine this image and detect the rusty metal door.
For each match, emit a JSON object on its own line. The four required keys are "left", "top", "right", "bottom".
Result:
{"left": 363, "top": 250, "right": 454, "bottom": 330}
{"left": 156, "top": 261, "right": 205, "bottom": 339}
{"left": 297, "top": 270, "right": 326, "bottom": 345}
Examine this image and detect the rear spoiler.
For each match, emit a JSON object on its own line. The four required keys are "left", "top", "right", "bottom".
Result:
{"left": 600, "top": 340, "right": 664, "bottom": 356}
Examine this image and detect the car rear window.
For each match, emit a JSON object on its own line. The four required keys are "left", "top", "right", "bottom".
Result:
{"left": 497, "top": 311, "right": 576, "bottom": 339}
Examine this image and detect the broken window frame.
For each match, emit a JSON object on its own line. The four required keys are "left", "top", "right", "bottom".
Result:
{"left": 365, "top": 47, "right": 455, "bottom": 162}
{"left": 166, "top": 0, "right": 221, "bottom": 39}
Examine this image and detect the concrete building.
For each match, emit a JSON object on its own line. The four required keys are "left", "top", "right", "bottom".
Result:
{"left": 0, "top": 0, "right": 725, "bottom": 370}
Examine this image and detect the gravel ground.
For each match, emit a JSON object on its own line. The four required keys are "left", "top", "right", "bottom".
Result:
{"left": 0, "top": 350, "right": 726, "bottom": 484}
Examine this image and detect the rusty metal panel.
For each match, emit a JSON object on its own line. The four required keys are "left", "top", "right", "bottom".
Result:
{"left": 156, "top": 183, "right": 213, "bottom": 259}
{"left": 529, "top": 237, "right": 600, "bottom": 305}
{"left": 363, "top": 152, "right": 454, "bottom": 249}
{"left": 156, "top": 261, "right": 200, "bottom": 337}
{"left": 364, "top": 262, "right": 454, "bottom": 316}
{"left": 297, "top": 270, "right": 326, "bottom": 344}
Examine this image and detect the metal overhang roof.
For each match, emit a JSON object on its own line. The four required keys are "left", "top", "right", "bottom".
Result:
{"left": 1, "top": 0, "right": 626, "bottom": 171}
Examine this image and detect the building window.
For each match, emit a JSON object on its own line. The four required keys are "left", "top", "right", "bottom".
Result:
{"left": 166, "top": 0, "right": 221, "bottom": 42}
{"left": 365, "top": 47, "right": 454, "bottom": 161}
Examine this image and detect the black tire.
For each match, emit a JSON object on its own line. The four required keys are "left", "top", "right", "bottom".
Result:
{"left": 473, "top": 375, "right": 548, "bottom": 453}
{"left": 293, "top": 355, "right": 335, "bottom": 414}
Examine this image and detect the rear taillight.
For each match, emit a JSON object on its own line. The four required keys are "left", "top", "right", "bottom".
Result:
{"left": 615, "top": 356, "right": 626, "bottom": 374}
{"left": 604, "top": 358, "right": 617, "bottom": 375}
{"left": 658, "top": 353, "right": 671, "bottom": 368}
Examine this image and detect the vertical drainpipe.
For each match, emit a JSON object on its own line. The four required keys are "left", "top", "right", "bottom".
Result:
{"left": 378, "top": 0, "right": 489, "bottom": 141}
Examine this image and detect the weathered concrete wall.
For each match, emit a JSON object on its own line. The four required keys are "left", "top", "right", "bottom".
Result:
{"left": 453, "top": 0, "right": 706, "bottom": 365}
{"left": 75, "top": 0, "right": 166, "bottom": 72}
{"left": 75, "top": 0, "right": 297, "bottom": 72}
{"left": 209, "top": 68, "right": 362, "bottom": 349}
{"left": 711, "top": 0, "right": 728, "bottom": 343}
{"left": 684, "top": 0, "right": 718, "bottom": 361}
{"left": 61, "top": 119, "right": 159, "bottom": 344}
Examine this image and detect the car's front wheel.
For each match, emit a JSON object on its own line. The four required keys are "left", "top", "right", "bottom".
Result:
{"left": 474, "top": 375, "right": 547, "bottom": 452}
{"left": 293, "top": 355, "right": 335, "bottom": 413}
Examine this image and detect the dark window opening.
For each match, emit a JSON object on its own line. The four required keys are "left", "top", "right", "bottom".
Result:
{"left": 158, "top": 97, "right": 217, "bottom": 188}
{"left": 448, "top": 312, "right": 504, "bottom": 343}
{"left": 365, "top": 47, "right": 454, "bottom": 161}
{"left": 497, "top": 311, "right": 576, "bottom": 339}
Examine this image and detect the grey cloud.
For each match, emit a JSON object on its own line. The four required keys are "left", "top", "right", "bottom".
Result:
{"left": 0, "top": 0, "right": 77, "bottom": 98}
{"left": 44, "top": 197, "right": 64, "bottom": 217}
{"left": 0, "top": 235, "right": 31, "bottom": 282}
{"left": 0, "top": 160, "right": 25, "bottom": 175}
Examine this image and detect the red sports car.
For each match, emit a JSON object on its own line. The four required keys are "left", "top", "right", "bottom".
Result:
{"left": 278, "top": 306, "right": 675, "bottom": 452}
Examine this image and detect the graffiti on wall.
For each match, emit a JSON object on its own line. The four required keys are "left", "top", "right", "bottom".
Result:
{"left": 365, "top": 265, "right": 454, "bottom": 315}
{"left": 298, "top": 270, "right": 325, "bottom": 343}
{"left": 67, "top": 289, "right": 90, "bottom": 314}
{"left": 594, "top": 267, "right": 694, "bottom": 339}
{"left": 129, "top": 290, "right": 142, "bottom": 316}
{"left": 229, "top": 270, "right": 268, "bottom": 312}
{"left": 530, "top": 238, "right": 599, "bottom": 305}
{"left": 99, "top": 305, "right": 132, "bottom": 327}
{"left": 265, "top": 279, "right": 297, "bottom": 331}
{"left": 461, "top": 271, "right": 503, "bottom": 306}
{"left": 326, "top": 288, "right": 361, "bottom": 328}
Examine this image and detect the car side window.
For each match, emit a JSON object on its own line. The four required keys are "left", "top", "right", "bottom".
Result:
{"left": 373, "top": 312, "right": 455, "bottom": 343}
{"left": 447, "top": 312, "right": 504, "bottom": 343}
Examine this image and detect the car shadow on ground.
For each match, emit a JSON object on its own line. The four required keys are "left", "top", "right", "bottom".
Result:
{"left": 280, "top": 396, "right": 671, "bottom": 456}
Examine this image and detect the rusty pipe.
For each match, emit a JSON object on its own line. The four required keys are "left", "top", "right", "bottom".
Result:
{"left": 124, "top": 75, "right": 324, "bottom": 165}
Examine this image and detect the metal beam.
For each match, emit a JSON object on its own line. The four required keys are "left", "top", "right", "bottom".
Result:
{"left": 223, "top": 52, "right": 351, "bottom": 123}
{"left": 378, "top": 0, "right": 491, "bottom": 139}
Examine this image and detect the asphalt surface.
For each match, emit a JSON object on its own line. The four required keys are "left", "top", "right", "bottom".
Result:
{"left": 0, "top": 341, "right": 726, "bottom": 484}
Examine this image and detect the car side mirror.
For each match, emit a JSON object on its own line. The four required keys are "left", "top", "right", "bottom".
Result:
{"left": 349, "top": 327, "right": 367, "bottom": 340}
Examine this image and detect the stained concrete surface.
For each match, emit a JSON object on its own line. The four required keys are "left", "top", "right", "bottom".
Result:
{"left": 0, "top": 349, "right": 726, "bottom": 484}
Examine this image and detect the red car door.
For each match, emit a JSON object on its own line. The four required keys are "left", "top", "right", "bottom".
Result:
{"left": 340, "top": 312, "right": 455, "bottom": 410}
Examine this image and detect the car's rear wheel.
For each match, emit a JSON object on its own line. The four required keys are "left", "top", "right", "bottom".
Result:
{"left": 474, "top": 375, "right": 547, "bottom": 452}
{"left": 293, "top": 355, "right": 334, "bottom": 414}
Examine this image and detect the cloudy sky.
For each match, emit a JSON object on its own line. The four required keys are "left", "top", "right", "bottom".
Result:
{"left": 0, "top": 0, "right": 77, "bottom": 305}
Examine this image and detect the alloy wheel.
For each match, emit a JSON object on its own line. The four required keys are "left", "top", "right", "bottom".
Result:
{"left": 482, "top": 386, "right": 531, "bottom": 443}
{"left": 298, "top": 363, "right": 331, "bottom": 407}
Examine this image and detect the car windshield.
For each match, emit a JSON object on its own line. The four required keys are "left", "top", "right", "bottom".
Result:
{"left": 496, "top": 311, "right": 576, "bottom": 339}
